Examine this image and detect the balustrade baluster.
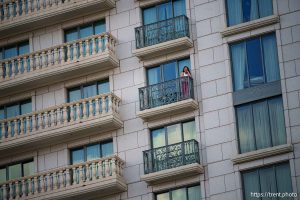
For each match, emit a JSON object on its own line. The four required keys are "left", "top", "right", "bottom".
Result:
{"left": 22, "top": 0, "right": 26, "bottom": 14}
{"left": 95, "top": 98, "right": 100, "bottom": 116}
{"left": 15, "top": 181, "right": 20, "bottom": 198}
{"left": 86, "top": 39, "right": 90, "bottom": 56}
{"left": 34, "top": 177, "right": 38, "bottom": 194}
{"left": 54, "top": 48, "right": 59, "bottom": 64}
{"left": 70, "top": 105, "right": 74, "bottom": 122}
{"left": 26, "top": 116, "right": 30, "bottom": 133}
{"left": 72, "top": 167, "right": 76, "bottom": 185}
{"left": 8, "top": 2, "right": 12, "bottom": 19}
{"left": 89, "top": 100, "right": 93, "bottom": 118}
{"left": 20, "top": 118, "right": 24, "bottom": 135}
{"left": 79, "top": 41, "right": 83, "bottom": 58}
{"left": 2, "top": 184, "right": 7, "bottom": 200}
{"left": 14, "top": 119, "right": 18, "bottom": 136}
{"left": 86, "top": 163, "right": 90, "bottom": 181}
{"left": 5, "top": 62, "right": 9, "bottom": 80}
{"left": 3, "top": 4, "right": 7, "bottom": 19}
{"left": 48, "top": 0, "right": 52, "bottom": 7}
{"left": 66, "top": 168, "right": 71, "bottom": 186}
{"left": 36, "top": 53, "right": 41, "bottom": 69}
{"left": 101, "top": 96, "right": 106, "bottom": 114}
{"left": 31, "top": 0, "right": 35, "bottom": 12}
{"left": 0, "top": 64, "right": 3, "bottom": 80}
{"left": 7, "top": 121, "right": 11, "bottom": 139}
{"left": 92, "top": 38, "right": 96, "bottom": 54}
{"left": 15, "top": 1, "right": 20, "bottom": 16}
{"left": 79, "top": 166, "right": 83, "bottom": 184}
{"left": 18, "top": 58, "right": 22, "bottom": 75}
{"left": 9, "top": 182, "right": 13, "bottom": 199}
{"left": 105, "top": 35, "right": 109, "bottom": 52}
{"left": 41, "top": 175, "right": 45, "bottom": 193}
{"left": 98, "top": 160, "right": 103, "bottom": 178}
{"left": 67, "top": 45, "right": 71, "bottom": 62}
{"left": 108, "top": 94, "right": 112, "bottom": 113}
{"left": 92, "top": 162, "right": 96, "bottom": 181}
{"left": 112, "top": 158, "right": 116, "bottom": 175}
{"left": 41, "top": 51, "right": 46, "bottom": 68}
{"left": 47, "top": 173, "right": 51, "bottom": 191}
{"left": 11, "top": 61, "right": 16, "bottom": 79}
{"left": 73, "top": 43, "right": 77, "bottom": 61}
{"left": 58, "top": 170, "right": 63, "bottom": 188}
{"left": 47, "top": 49, "right": 52, "bottom": 66}
{"left": 82, "top": 102, "right": 87, "bottom": 119}
{"left": 23, "top": 56, "right": 28, "bottom": 73}
{"left": 38, "top": 113, "right": 43, "bottom": 129}
{"left": 76, "top": 103, "right": 80, "bottom": 120}
{"left": 57, "top": 108, "right": 61, "bottom": 125}
{"left": 29, "top": 55, "right": 34, "bottom": 72}
{"left": 60, "top": 46, "right": 65, "bottom": 63}
{"left": 53, "top": 172, "right": 58, "bottom": 190}
{"left": 44, "top": 112, "right": 49, "bottom": 128}
{"left": 28, "top": 178, "right": 32, "bottom": 195}
{"left": 21, "top": 179, "right": 26, "bottom": 197}
{"left": 105, "top": 159, "right": 110, "bottom": 177}
{"left": 50, "top": 110, "right": 54, "bottom": 127}
{"left": 1, "top": 122, "right": 6, "bottom": 139}
{"left": 63, "top": 107, "right": 67, "bottom": 124}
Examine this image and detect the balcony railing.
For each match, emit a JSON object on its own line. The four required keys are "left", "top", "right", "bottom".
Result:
{"left": 0, "top": 32, "right": 116, "bottom": 82}
{"left": 139, "top": 76, "right": 194, "bottom": 111}
{"left": 143, "top": 140, "right": 200, "bottom": 174}
{"left": 135, "top": 15, "right": 189, "bottom": 49}
{"left": 0, "top": 155, "right": 125, "bottom": 200}
{"left": 0, "top": 93, "right": 120, "bottom": 142}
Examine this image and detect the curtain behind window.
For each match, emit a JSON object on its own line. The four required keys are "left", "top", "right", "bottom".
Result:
{"left": 172, "top": 188, "right": 187, "bottom": 200}
{"left": 152, "top": 128, "right": 166, "bottom": 148}
{"left": 259, "top": 167, "right": 277, "bottom": 194}
{"left": 226, "top": 0, "right": 243, "bottom": 26}
{"left": 258, "top": 0, "right": 273, "bottom": 18}
{"left": 167, "top": 124, "right": 182, "bottom": 145}
{"left": 231, "top": 42, "right": 247, "bottom": 90}
{"left": 87, "top": 144, "right": 100, "bottom": 161}
{"left": 243, "top": 171, "right": 260, "bottom": 200}
{"left": 173, "top": 0, "right": 186, "bottom": 17}
{"left": 276, "top": 164, "right": 293, "bottom": 195}
{"left": 262, "top": 34, "right": 280, "bottom": 82}
{"left": 183, "top": 121, "right": 196, "bottom": 141}
{"left": 188, "top": 185, "right": 201, "bottom": 200}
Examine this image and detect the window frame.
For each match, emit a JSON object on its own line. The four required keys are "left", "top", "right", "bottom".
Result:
{"left": 64, "top": 19, "right": 106, "bottom": 42}
{"left": 0, "top": 99, "right": 32, "bottom": 119}
{"left": 0, "top": 40, "right": 30, "bottom": 60}
{"left": 150, "top": 120, "right": 196, "bottom": 149}
{"left": 67, "top": 79, "right": 110, "bottom": 103}
{"left": 0, "top": 159, "right": 34, "bottom": 182}
{"left": 154, "top": 184, "right": 201, "bottom": 200}
{"left": 70, "top": 139, "right": 113, "bottom": 164}
{"left": 146, "top": 57, "right": 191, "bottom": 86}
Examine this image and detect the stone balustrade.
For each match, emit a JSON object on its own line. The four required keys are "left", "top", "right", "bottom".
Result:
{"left": 0, "top": 93, "right": 120, "bottom": 142}
{"left": 0, "top": 32, "right": 116, "bottom": 82}
{"left": 0, "top": 155, "right": 124, "bottom": 200}
{"left": 0, "top": 0, "right": 83, "bottom": 22}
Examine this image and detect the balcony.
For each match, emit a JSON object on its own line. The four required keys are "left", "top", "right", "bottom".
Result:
{"left": 133, "top": 15, "right": 193, "bottom": 60}
{"left": 0, "top": 93, "right": 122, "bottom": 154}
{"left": 141, "top": 140, "right": 203, "bottom": 185}
{"left": 137, "top": 77, "right": 198, "bottom": 121}
{"left": 0, "top": 0, "right": 116, "bottom": 38}
{"left": 0, "top": 155, "right": 126, "bottom": 200}
{"left": 0, "top": 33, "right": 118, "bottom": 97}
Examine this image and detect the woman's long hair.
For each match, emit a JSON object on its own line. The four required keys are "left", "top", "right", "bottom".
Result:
{"left": 182, "top": 66, "right": 191, "bottom": 74}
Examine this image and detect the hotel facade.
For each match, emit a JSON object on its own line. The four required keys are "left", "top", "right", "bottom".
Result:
{"left": 0, "top": 0, "right": 299, "bottom": 199}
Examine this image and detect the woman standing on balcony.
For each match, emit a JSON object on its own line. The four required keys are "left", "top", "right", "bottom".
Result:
{"left": 180, "top": 66, "right": 192, "bottom": 98}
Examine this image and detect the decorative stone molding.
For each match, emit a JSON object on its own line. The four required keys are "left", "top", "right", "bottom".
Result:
{"left": 0, "top": 155, "right": 126, "bottom": 200}
{"left": 0, "top": 33, "right": 118, "bottom": 97}
{"left": 137, "top": 99, "right": 198, "bottom": 121}
{"left": 0, "top": 0, "right": 116, "bottom": 38}
{"left": 141, "top": 163, "right": 204, "bottom": 185}
{"left": 232, "top": 144, "right": 293, "bottom": 164}
{"left": 133, "top": 37, "right": 193, "bottom": 60}
{"left": 221, "top": 15, "right": 280, "bottom": 37}
{"left": 0, "top": 93, "right": 122, "bottom": 153}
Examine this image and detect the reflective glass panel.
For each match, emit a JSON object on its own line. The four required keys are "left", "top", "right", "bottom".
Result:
{"left": 83, "top": 84, "right": 97, "bottom": 98}
{"left": 23, "top": 161, "right": 34, "bottom": 177}
{"left": 71, "top": 149, "right": 84, "bottom": 164}
{"left": 68, "top": 88, "right": 81, "bottom": 102}
{"left": 163, "top": 61, "right": 177, "bottom": 81}
{"left": 156, "top": 192, "right": 169, "bottom": 200}
{"left": 7, "top": 104, "right": 19, "bottom": 118}
{"left": 152, "top": 128, "right": 165, "bottom": 148}
{"left": 188, "top": 185, "right": 201, "bottom": 200}
{"left": 167, "top": 124, "right": 182, "bottom": 145}
{"left": 183, "top": 121, "right": 196, "bottom": 141}
{"left": 102, "top": 141, "right": 113, "bottom": 157}
{"left": 172, "top": 188, "right": 187, "bottom": 200}
{"left": 21, "top": 101, "right": 32, "bottom": 115}
{"left": 147, "top": 67, "right": 161, "bottom": 85}
{"left": 65, "top": 28, "right": 78, "bottom": 42}
{"left": 4, "top": 46, "right": 17, "bottom": 59}
{"left": 87, "top": 144, "right": 100, "bottom": 161}
{"left": 95, "top": 20, "right": 106, "bottom": 34}
{"left": 0, "top": 168, "right": 6, "bottom": 182}
{"left": 80, "top": 25, "right": 93, "bottom": 39}
{"left": 98, "top": 81, "right": 110, "bottom": 94}
{"left": 8, "top": 164, "right": 21, "bottom": 180}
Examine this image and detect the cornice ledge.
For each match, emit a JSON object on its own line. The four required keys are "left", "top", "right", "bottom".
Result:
{"left": 232, "top": 143, "right": 293, "bottom": 164}
{"left": 132, "top": 37, "right": 193, "bottom": 60}
{"left": 137, "top": 99, "right": 198, "bottom": 121}
{"left": 221, "top": 15, "right": 280, "bottom": 37}
{"left": 141, "top": 163, "right": 204, "bottom": 185}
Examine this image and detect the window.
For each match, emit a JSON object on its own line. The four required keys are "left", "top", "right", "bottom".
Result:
{"left": 236, "top": 96, "right": 286, "bottom": 154}
{"left": 147, "top": 58, "right": 190, "bottom": 85}
{"left": 0, "top": 160, "right": 34, "bottom": 182}
{"left": 143, "top": 0, "right": 186, "bottom": 25}
{"left": 151, "top": 121, "right": 196, "bottom": 148}
{"left": 70, "top": 140, "right": 113, "bottom": 164}
{"left": 0, "top": 41, "right": 29, "bottom": 60}
{"left": 67, "top": 80, "right": 110, "bottom": 102}
{"left": 64, "top": 20, "right": 106, "bottom": 42}
{"left": 230, "top": 33, "right": 279, "bottom": 91}
{"left": 156, "top": 185, "right": 201, "bottom": 200}
{"left": 242, "top": 163, "right": 292, "bottom": 200}
{"left": 226, "top": 0, "right": 273, "bottom": 26}
{"left": 0, "top": 99, "right": 32, "bottom": 120}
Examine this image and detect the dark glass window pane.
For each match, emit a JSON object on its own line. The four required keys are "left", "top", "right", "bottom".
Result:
{"left": 8, "top": 164, "right": 22, "bottom": 180}
{"left": 0, "top": 168, "right": 6, "bottom": 182}
{"left": 95, "top": 20, "right": 106, "bottom": 34}
{"left": 152, "top": 128, "right": 165, "bottom": 148}
{"left": 65, "top": 28, "right": 78, "bottom": 42}
{"left": 276, "top": 163, "right": 293, "bottom": 194}
{"left": 188, "top": 185, "right": 201, "bottom": 200}
{"left": 157, "top": 2, "right": 173, "bottom": 21}
{"left": 259, "top": 166, "right": 277, "bottom": 195}
{"left": 173, "top": 0, "right": 186, "bottom": 17}
{"left": 101, "top": 141, "right": 113, "bottom": 157}
{"left": 19, "top": 42, "right": 29, "bottom": 55}
{"left": 242, "top": 170, "right": 260, "bottom": 200}
{"left": 167, "top": 123, "right": 182, "bottom": 145}
{"left": 143, "top": 6, "right": 157, "bottom": 25}
{"left": 21, "top": 101, "right": 32, "bottom": 115}
{"left": 163, "top": 61, "right": 176, "bottom": 81}
{"left": 83, "top": 84, "right": 97, "bottom": 98}
{"left": 7, "top": 104, "right": 19, "bottom": 118}
{"left": 258, "top": 0, "right": 273, "bottom": 18}
{"left": 98, "top": 81, "right": 110, "bottom": 94}
{"left": 4, "top": 46, "right": 17, "bottom": 59}
{"left": 0, "top": 108, "right": 4, "bottom": 120}
{"left": 80, "top": 25, "right": 93, "bottom": 39}
{"left": 172, "top": 188, "right": 187, "bottom": 200}
{"left": 87, "top": 144, "right": 100, "bottom": 161}
{"left": 68, "top": 88, "right": 81, "bottom": 102}
{"left": 183, "top": 121, "right": 196, "bottom": 141}
{"left": 242, "top": 0, "right": 259, "bottom": 22}
{"left": 71, "top": 149, "right": 84, "bottom": 164}
{"left": 246, "top": 38, "right": 264, "bottom": 86}
{"left": 147, "top": 67, "right": 161, "bottom": 85}
{"left": 23, "top": 161, "right": 34, "bottom": 177}
{"left": 0, "top": 49, "right": 2, "bottom": 60}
